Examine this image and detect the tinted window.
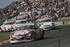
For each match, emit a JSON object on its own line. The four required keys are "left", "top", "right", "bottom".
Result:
{"left": 16, "top": 21, "right": 26, "bottom": 24}
{"left": 16, "top": 25, "right": 34, "bottom": 30}
{"left": 42, "top": 19, "right": 51, "bottom": 22}
{"left": 39, "top": 19, "right": 51, "bottom": 23}
{"left": 4, "top": 22, "right": 14, "bottom": 25}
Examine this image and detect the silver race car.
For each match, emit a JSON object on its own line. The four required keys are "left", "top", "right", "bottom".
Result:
{"left": 10, "top": 23, "right": 44, "bottom": 43}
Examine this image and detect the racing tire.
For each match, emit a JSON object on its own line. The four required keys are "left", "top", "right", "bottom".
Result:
{"left": 40, "top": 31, "right": 44, "bottom": 39}
{"left": 34, "top": 33, "right": 38, "bottom": 41}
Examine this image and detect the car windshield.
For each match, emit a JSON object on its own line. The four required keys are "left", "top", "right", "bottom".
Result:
{"left": 4, "top": 22, "right": 14, "bottom": 25}
{"left": 39, "top": 19, "right": 51, "bottom": 23}
{"left": 16, "top": 21, "right": 26, "bottom": 24}
{"left": 16, "top": 25, "right": 34, "bottom": 30}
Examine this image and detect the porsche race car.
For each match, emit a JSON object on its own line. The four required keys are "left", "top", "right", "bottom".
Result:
{"left": 10, "top": 23, "right": 44, "bottom": 43}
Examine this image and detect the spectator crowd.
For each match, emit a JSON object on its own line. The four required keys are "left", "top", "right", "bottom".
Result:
{"left": 0, "top": 0, "right": 70, "bottom": 22}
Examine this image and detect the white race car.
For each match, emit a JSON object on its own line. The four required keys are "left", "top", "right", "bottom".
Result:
{"left": 10, "top": 23, "right": 44, "bottom": 43}
{"left": 36, "top": 18, "right": 55, "bottom": 30}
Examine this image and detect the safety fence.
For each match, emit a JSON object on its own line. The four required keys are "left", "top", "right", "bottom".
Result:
{"left": 64, "top": 20, "right": 70, "bottom": 25}
{"left": 54, "top": 21, "right": 64, "bottom": 26}
{"left": 54, "top": 17, "right": 70, "bottom": 26}
{"left": 58, "top": 17, "right": 70, "bottom": 21}
{"left": 54, "top": 20, "right": 70, "bottom": 26}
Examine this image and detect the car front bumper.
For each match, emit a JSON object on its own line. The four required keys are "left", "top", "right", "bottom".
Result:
{"left": 40, "top": 26, "right": 55, "bottom": 30}
{"left": 10, "top": 39, "right": 34, "bottom": 43}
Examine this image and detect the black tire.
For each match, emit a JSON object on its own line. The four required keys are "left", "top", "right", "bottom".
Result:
{"left": 34, "top": 33, "right": 38, "bottom": 41}
{"left": 1, "top": 31, "right": 4, "bottom": 33}
{"left": 51, "top": 27, "right": 56, "bottom": 30}
{"left": 41, "top": 31, "right": 44, "bottom": 39}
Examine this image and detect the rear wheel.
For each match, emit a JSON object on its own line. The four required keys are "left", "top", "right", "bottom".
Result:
{"left": 41, "top": 31, "right": 44, "bottom": 39}
{"left": 34, "top": 33, "right": 38, "bottom": 41}
{"left": 34, "top": 31, "right": 45, "bottom": 41}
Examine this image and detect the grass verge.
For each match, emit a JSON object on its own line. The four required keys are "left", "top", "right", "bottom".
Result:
{"left": 0, "top": 35, "right": 9, "bottom": 42}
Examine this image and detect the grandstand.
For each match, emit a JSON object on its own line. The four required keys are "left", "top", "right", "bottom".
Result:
{"left": 0, "top": 0, "right": 70, "bottom": 23}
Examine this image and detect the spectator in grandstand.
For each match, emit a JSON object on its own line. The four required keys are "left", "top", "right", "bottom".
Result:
{"left": 0, "top": 0, "right": 70, "bottom": 21}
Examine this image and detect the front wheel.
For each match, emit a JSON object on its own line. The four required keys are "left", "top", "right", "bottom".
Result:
{"left": 41, "top": 31, "right": 44, "bottom": 39}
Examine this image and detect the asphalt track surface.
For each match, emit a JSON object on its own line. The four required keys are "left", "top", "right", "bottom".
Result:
{"left": 0, "top": 25, "right": 70, "bottom": 47}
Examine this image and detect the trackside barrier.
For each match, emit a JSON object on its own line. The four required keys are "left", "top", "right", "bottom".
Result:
{"left": 64, "top": 20, "right": 70, "bottom": 25}
{"left": 54, "top": 21, "right": 64, "bottom": 26}
{"left": 58, "top": 17, "right": 70, "bottom": 21}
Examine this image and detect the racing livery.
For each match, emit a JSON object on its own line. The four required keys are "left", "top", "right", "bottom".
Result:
{"left": 10, "top": 23, "right": 44, "bottom": 43}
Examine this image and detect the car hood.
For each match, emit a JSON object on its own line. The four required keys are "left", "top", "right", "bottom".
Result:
{"left": 13, "top": 30, "right": 30, "bottom": 35}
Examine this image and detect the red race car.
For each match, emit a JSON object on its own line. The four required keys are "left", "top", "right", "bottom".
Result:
{"left": 10, "top": 23, "right": 44, "bottom": 43}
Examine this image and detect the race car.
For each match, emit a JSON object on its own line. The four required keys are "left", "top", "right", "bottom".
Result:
{"left": 36, "top": 18, "right": 55, "bottom": 30}
{"left": 10, "top": 23, "right": 44, "bottom": 43}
